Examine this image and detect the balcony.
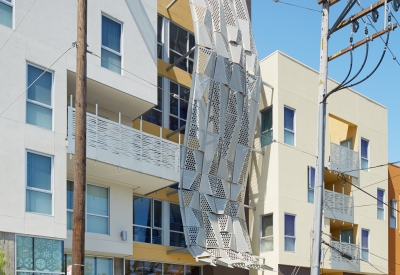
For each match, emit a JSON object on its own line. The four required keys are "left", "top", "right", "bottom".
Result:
{"left": 330, "top": 142, "right": 359, "bottom": 178}
{"left": 324, "top": 189, "right": 354, "bottom": 224}
{"left": 330, "top": 240, "right": 360, "bottom": 271}
{"left": 67, "top": 107, "right": 180, "bottom": 194}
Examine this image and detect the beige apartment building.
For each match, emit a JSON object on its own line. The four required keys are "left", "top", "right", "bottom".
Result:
{"left": 249, "top": 51, "right": 388, "bottom": 275}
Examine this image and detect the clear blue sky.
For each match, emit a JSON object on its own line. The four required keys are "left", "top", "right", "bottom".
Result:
{"left": 252, "top": 0, "right": 400, "bottom": 162}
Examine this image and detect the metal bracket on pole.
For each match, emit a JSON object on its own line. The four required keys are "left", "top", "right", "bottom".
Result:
{"left": 262, "top": 80, "right": 274, "bottom": 90}
{"left": 244, "top": 204, "right": 256, "bottom": 210}
{"left": 166, "top": 47, "right": 195, "bottom": 71}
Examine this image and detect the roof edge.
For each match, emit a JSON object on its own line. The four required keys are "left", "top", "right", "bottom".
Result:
{"left": 259, "top": 51, "right": 387, "bottom": 109}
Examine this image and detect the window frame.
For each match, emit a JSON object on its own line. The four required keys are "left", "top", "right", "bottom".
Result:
{"left": 169, "top": 80, "right": 190, "bottom": 133}
{"left": 168, "top": 20, "right": 195, "bottom": 73}
{"left": 260, "top": 214, "right": 273, "bottom": 252}
{"left": 0, "top": 0, "right": 13, "bottom": 28}
{"left": 283, "top": 106, "right": 296, "bottom": 146}
{"left": 361, "top": 138, "right": 370, "bottom": 171}
{"left": 390, "top": 199, "right": 397, "bottom": 228}
{"left": 101, "top": 13, "right": 123, "bottom": 74}
{"left": 308, "top": 166, "right": 316, "bottom": 204}
{"left": 284, "top": 213, "right": 296, "bottom": 252}
{"left": 377, "top": 188, "right": 385, "bottom": 220}
{"left": 66, "top": 181, "right": 110, "bottom": 235}
{"left": 26, "top": 62, "right": 54, "bottom": 130}
{"left": 169, "top": 202, "right": 185, "bottom": 247}
{"left": 132, "top": 195, "right": 163, "bottom": 245}
{"left": 157, "top": 14, "right": 164, "bottom": 60}
{"left": 15, "top": 234, "right": 65, "bottom": 275}
{"left": 65, "top": 254, "right": 114, "bottom": 275}
{"left": 25, "top": 150, "right": 54, "bottom": 216}
{"left": 86, "top": 182, "right": 110, "bottom": 235}
{"left": 260, "top": 106, "right": 273, "bottom": 147}
{"left": 361, "top": 228, "right": 370, "bottom": 262}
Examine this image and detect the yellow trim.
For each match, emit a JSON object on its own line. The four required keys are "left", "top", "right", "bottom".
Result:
{"left": 132, "top": 119, "right": 184, "bottom": 144}
{"left": 158, "top": 0, "right": 194, "bottom": 33}
{"left": 130, "top": 242, "right": 200, "bottom": 265}
{"left": 158, "top": 59, "right": 193, "bottom": 88}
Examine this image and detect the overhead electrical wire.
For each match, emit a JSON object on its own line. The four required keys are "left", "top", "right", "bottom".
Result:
{"left": 0, "top": 0, "right": 38, "bottom": 53}
{"left": 337, "top": 173, "right": 400, "bottom": 214}
{"left": 358, "top": 1, "right": 400, "bottom": 67}
{"left": 0, "top": 43, "right": 76, "bottom": 117}
{"left": 272, "top": 0, "right": 322, "bottom": 13}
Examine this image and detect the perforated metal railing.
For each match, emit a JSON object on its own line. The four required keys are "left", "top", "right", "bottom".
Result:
{"left": 330, "top": 142, "right": 360, "bottom": 178}
{"left": 324, "top": 189, "right": 354, "bottom": 223}
{"left": 330, "top": 240, "right": 360, "bottom": 271}
{"left": 67, "top": 107, "right": 180, "bottom": 182}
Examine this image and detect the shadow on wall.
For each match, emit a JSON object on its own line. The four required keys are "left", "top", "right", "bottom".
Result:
{"left": 125, "top": 0, "right": 157, "bottom": 65}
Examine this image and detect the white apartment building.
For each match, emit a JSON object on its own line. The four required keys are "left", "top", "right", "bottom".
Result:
{"left": 0, "top": 0, "right": 188, "bottom": 274}
{"left": 249, "top": 51, "right": 388, "bottom": 275}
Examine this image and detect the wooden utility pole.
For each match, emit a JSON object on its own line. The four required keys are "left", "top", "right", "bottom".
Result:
{"left": 72, "top": 1, "right": 87, "bottom": 275}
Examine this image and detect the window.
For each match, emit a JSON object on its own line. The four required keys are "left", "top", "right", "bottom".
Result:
{"left": 170, "top": 203, "right": 185, "bottom": 247}
{"left": 308, "top": 166, "right": 316, "bottom": 203}
{"left": 261, "top": 107, "right": 273, "bottom": 147}
{"left": 67, "top": 181, "right": 74, "bottom": 230}
{"left": 133, "top": 196, "right": 162, "bottom": 245}
{"left": 142, "top": 76, "right": 163, "bottom": 126}
{"left": 340, "top": 229, "right": 353, "bottom": 243}
{"left": 169, "top": 81, "right": 189, "bottom": 133}
{"left": 361, "top": 229, "right": 369, "bottom": 261}
{"left": 361, "top": 138, "right": 369, "bottom": 170}
{"left": 377, "top": 188, "right": 385, "bottom": 220}
{"left": 0, "top": 0, "right": 12, "bottom": 28}
{"left": 169, "top": 22, "right": 195, "bottom": 73}
{"left": 125, "top": 260, "right": 201, "bottom": 275}
{"left": 157, "top": 15, "right": 163, "bottom": 59}
{"left": 261, "top": 214, "right": 273, "bottom": 252}
{"left": 390, "top": 199, "right": 397, "bottom": 228}
{"left": 87, "top": 184, "right": 110, "bottom": 234}
{"left": 284, "top": 106, "right": 295, "bottom": 146}
{"left": 101, "top": 15, "right": 122, "bottom": 74}
{"left": 65, "top": 255, "right": 113, "bottom": 275}
{"left": 66, "top": 182, "right": 110, "bottom": 234}
{"left": 26, "top": 152, "right": 52, "bottom": 215}
{"left": 284, "top": 214, "right": 296, "bottom": 252}
{"left": 16, "top": 235, "right": 64, "bottom": 275}
{"left": 26, "top": 64, "right": 53, "bottom": 130}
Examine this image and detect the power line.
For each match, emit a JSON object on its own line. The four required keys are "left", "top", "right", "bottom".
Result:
{"left": 338, "top": 172, "right": 400, "bottom": 214}
{"left": 353, "top": 173, "right": 400, "bottom": 191}
{"left": 323, "top": 232, "right": 400, "bottom": 270}
{"left": 272, "top": 0, "right": 322, "bottom": 13}
{"left": 0, "top": 0, "right": 37, "bottom": 53}
{"left": 357, "top": 1, "right": 400, "bottom": 67}
{"left": 0, "top": 43, "right": 76, "bottom": 117}
{"left": 342, "top": 160, "right": 400, "bottom": 174}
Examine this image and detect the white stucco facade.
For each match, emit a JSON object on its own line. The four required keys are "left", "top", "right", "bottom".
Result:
{"left": 0, "top": 0, "right": 157, "bottom": 265}
{"left": 249, "top": 51, "right": 388, "bottom": 275}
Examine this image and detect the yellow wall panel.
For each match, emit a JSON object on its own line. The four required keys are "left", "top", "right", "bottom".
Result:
{"left": 130, "top": 242, "right": 200, "bottom": 265}
{"left": 132, "top": 119, "right": 184, "bottom": 144}
{"left": 158, "top": 0, "right": 194, "bottom": 32}
{"left": 158, "top": 59, "right": 193, "bottom": 88}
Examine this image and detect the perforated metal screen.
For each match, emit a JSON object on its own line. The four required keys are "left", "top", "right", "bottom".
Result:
{"left": 179, "top": 0, "right": 267, "bottom": 270}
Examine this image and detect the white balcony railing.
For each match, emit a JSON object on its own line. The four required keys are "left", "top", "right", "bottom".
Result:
{"left": 330, "top": 142, "right": 359, "bottom": 178}
{"left": 330, "top": 240, "right": 360, "bottom": 271}
{"left": 67, "top": 107, "right": 180, "bottom": 182}
{"left": 324, "top": 189, "right": 354, "bottom": 224}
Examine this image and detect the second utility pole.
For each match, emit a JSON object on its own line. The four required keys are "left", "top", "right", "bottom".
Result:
{"left": 72, "top": 1, "right": 87, "bottom": 275}
{"left": 311, "top": 2, "right": 329, "bottom": 275}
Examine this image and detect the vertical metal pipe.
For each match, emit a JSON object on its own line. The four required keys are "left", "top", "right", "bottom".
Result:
{"left": 311, "top": 2, "right": 329, "bottom": 275}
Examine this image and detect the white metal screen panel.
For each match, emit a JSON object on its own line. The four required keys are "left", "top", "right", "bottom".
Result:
{"left": 179, "top": 0, "right": 266, "bottom": 270}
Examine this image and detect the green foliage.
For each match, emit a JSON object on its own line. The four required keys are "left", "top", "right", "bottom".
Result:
{"left": 0, "top": 251, "right": 6, "bottom": 275}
